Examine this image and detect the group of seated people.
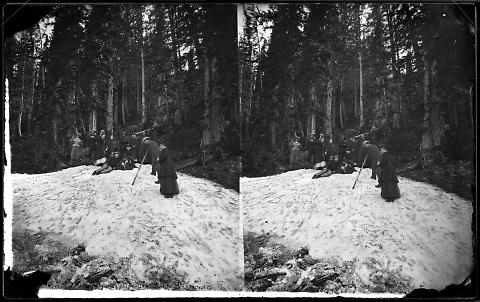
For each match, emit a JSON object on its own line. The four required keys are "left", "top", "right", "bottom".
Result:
{"left": 69, "top": 128, "right": 144, "bottom": 175}
{"left": 289, "top": 131, "right": 361, "bottom": 178}
{"left": 312, "top": 156, "right": 356, "bottom": 179}
{"left": 91, "top": 146, "right": 137, "bottom": 175}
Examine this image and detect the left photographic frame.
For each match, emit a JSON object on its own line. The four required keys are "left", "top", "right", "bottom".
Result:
{"left": 3, "top": 3, "right": 243, "bottom": 297}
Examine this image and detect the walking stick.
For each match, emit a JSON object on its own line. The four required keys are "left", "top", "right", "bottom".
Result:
{"left": 352, "top": 149, "right": 370, "bottom": 189}
{"left": 131, "top": 151, "right": 149, "bottom": 185}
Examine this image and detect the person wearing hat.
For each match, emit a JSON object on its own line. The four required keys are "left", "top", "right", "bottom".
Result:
{"left": 155, "top": 139, "right": 179, "bottom": 198}
{"left": 119, "top": 130, "right": 129, "bottom": 155}
{"left": 139, "top": 137, "right": 160, "bottom": 176}
{"left": 307, "top": 132, "right": 316, "bottom": 167}
{"left": 326, "top": 154, "right": 342, "bottom": 173}
{"left": 312, "top": 161, "right": 333, "bottom": 178}
{"left": 90, "top": 130, "right": 106, "bottom": 165}
{"left": 289, "top": 136, "right": 302, "bottom": 168}
{"left": 87, "top": 130, "right": 97, "bottom": 162}
{"left": 92, "top": 149, "right": 122, "bottom": 175}
{"left": 378, "top": 145, "right": 400, "bottom": 202}
{"left": 314, "top": 134, "right": 326, "bottom": 165}
{"left": 70, "top": 133, "right": 83, "bottom": 166}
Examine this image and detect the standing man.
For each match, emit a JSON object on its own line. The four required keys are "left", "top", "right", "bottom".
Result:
{"left": 140, "top": 137, "right": 160, "bottom": 176}
{"left": 314, "top": 133, "right": 326, "bottom": 165}
{"left": 378, "top": 145, "right": 400, "bottom": 202}
{"left": 70, "top": 133, "right": 83, "bottom": 166}
{"left": 289, "top": 137, "right": 302, "bottom": 168}
{"left": 362, "top": 141, "right": 381, "bottom": 184}
{"left": 87, "top": 130, "right": 97, "bottom": 163}
{"left": 156, "top": 140, "right": 179, "bottom": 198}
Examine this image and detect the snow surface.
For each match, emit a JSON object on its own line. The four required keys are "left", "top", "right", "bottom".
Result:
{"left": 11, "top": 166, "right": 243, "bottom": 290}
{"left": 241, "top": 168, "right": 473, "bottom": 291}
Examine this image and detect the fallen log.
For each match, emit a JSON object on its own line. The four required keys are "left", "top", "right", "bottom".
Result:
{"left": 176, "top": 158, "right": 202, "bottom": 171}
{"left": 254, "top": 269, "right": 287, "bottom": 280}
{"left": 397, "top": 161, "right": 422, "bottom": 175}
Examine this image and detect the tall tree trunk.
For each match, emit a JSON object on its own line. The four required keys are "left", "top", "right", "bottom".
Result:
{"left": 324, "top": 59, "right": 333, "bottom": 139}
{"left": 201, "top": 56, "right": 210, "bottom": 146}
{"left": 331, "top": 83, "right": 336, "bottom": 131}
{"left": 121, "top": 70, "right": 126, "bottom": 125}
{"left": 141, "top": 48, "right": 146, "bottom": 124}
{"left": 325, "top": 80, "right": 333, "bottom": 139}
{"left": 27, "top": 62, "right": 36, "bottom": 136}
{"left": 311, "top": 112, "right": 316, "bottom": 136}
{"left": 52, "top": 118, "right": 58, "bottom": 145}
{"left": 354, "top": 72, "right": 358, "bottom": 119}
{"left": 388, "top": 9, "right": 401, "bottom": 130}
{"left": 270, "top": 122, "right": 276, "bottom": 147}
{"left": 136, "top": 70, "right": 141, "bottom": 116}
{"left": 89, "top": 81, "right": 98, "bottom": 133}
{"left": 383, "top": 86, "right": 388, "bottom": 126}
{"left": 106, "top": 60, "right": 114, "bottom": 137}
{"left": 309, "top": 84, "right": 316, "bottom": 135}
{"left": 18, "top": 60, "right": 26, "bottom": 137}
{"left": 339, "top": 76, "right": 344, "bottom": 129}
{"left": 92, "top": 110, "right": 97, "bottom": 132}
{"left": 201, "top": 56, "right": 223, "bottom": 147}
{"left": 113, "top": 85, "right": 118, "bottom": 126}
{"left": 359, "top": 51, "right": 364, "bottom": 128}
{"left": 420, "top": 58, "right": 445, "bottom": 166}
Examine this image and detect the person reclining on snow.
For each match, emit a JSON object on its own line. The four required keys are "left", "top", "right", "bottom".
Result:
{"left": 312, "top": 161, "right": 332, "bottom": 178}
{"left": 312, "top": 156, "right": 356, "bottom": 179}
{"left": 326, "top": 155, "right": 342, "bottom": 173}
{"left": 338, "top": 159, "right": 356, "bottom": 174}
{"left": 92, "top": 150, "right": 123, "bottom": 175}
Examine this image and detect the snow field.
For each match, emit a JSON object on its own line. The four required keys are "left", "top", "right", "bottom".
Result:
{"left": 11, "top": 166, "right": 243, "bottom": 290}
{"left": 241, "top": 168, "right": 473, "bottom": 290}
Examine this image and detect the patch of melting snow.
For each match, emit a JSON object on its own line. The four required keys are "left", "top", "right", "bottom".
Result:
{"left": 241, "top": 168, "right": 473, "bottom": 291}
{"left": 10, "top": 165, "right": 242, "bottom": 290}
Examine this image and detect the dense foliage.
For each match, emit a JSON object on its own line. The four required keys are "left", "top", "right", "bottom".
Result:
{"left": 6, "top": 4, "right": 239, "bottom": 176}
{"left": 240, "top": 3, "right": 475, "bottom": 176}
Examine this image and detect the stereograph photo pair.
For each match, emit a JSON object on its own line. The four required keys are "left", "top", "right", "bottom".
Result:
{"left": 2, "top": 1, "right": 476, "bottom": 298}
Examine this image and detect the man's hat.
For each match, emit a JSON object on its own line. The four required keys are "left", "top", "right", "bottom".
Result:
{"left": 142, "top": 136, "right": 150, "bottom": 142}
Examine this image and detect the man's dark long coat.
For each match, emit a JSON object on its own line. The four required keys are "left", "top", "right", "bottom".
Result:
{"left": 157, "top": 147, "right": 179, "bottom": 196}
{"left": 379, "top": 151, "right": 400, "bottom": 199}
{"left": 92, "top": 135, "right": 105, "bottom": 160}
{"left": 313, "top": 141, "right": 325, "bottom": 163}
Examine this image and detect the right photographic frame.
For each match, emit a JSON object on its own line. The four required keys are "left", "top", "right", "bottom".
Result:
{"left": 239, "top": 2, "right": 476, "bottom": 296}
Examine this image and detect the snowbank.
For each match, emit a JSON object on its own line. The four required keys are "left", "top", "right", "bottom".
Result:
{"left": 241, "top": 169, "right": 473, "bottom": 292}
{"left": 11, "top": 166, "right": 243, "bottom": 290}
